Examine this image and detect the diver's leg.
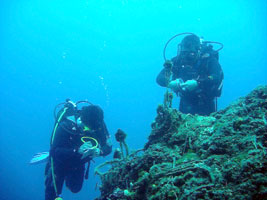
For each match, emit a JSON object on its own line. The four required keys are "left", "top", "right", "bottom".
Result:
{"left": 199, "top": 98, "right": 215, "bottom": 116}
{"left": 179, "top": 98, "right": 195, "bottom": 114}
{"left": 45, "top": 162, "right": 65, "bottom": 200}
{"left": 65, "top": 165, "right": 85, "bottom": 193}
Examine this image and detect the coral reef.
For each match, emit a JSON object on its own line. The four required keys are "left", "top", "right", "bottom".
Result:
{"left": 95, "top": 86, "right": 267, "bottom": 200}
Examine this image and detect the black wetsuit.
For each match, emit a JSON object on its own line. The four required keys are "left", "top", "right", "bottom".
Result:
{"left": 45, "top": 118, "right": 112, "bottom": 200}
{"left": 157, "top": 55, "right": 223, "bottom": 115}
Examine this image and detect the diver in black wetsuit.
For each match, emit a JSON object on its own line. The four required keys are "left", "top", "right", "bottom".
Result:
{"left": 157, "top": 34, "right": 224, "bottom": 115}
{"left": 45, "top": 103, "right": 112, "bottom": 200}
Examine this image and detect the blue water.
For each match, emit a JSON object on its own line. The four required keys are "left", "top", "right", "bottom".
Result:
{"left": 0, "top": 0, "right": 266, "bottom": 199}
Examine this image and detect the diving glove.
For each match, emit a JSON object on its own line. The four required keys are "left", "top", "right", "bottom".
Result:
{"left": 180, "top": 79, "right": 198, "bottom": 92}
{"left": 78, "top": 142, "right": 100, "bottom": 159}
{"left": 168, "top": 78, "right": 184, "bottom": 92}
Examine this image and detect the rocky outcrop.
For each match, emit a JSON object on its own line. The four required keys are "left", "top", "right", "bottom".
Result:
{"left": 95, "top": 86, "right": 267, "bottom": 200}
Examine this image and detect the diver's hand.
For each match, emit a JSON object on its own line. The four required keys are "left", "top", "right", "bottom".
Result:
{"left": 163, "top": 60, "right": 173, "bottom": 70}
{"left": 78, "top": 142, "right": 100, "bottom": 159}
{"left": 78, "top": 142, "right": 92, "bottom": 154}
{"left": 180, "top": 80, "right": 198, "bottom": 92}
{"left": 168, "top": 79, "right": 183, "bottom": 92}
{"left": 81, "top": 148, "right": 100, "bottom": 160}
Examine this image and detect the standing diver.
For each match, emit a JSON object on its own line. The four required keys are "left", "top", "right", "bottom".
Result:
{"left": 44, "top": 100, "right": 112, "bottom": 200}
{"left": 157, "top": 33, "right": 224, "bottom": 115}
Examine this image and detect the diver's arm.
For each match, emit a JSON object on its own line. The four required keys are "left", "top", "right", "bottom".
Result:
{"left": 156, "top": 68, "right": 170, "bottom": 87}
{"left": 207, "top": 58, "right": 223, "bottom": 84}
{"left": 197, "top": 58, "right": 223, "bottom": 90}
{"left": 157, "top": 58, "right": 180, "bottom": 87}
{"left": 50, "top": 124, "right": 82, "bottom": 162}
{"left": 52, "top": 147, "right": 81, "bottom": 162}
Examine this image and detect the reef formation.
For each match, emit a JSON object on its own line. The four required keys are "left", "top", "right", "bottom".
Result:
{"left": 95, "top": 86, "right": 267, "bottom": 200}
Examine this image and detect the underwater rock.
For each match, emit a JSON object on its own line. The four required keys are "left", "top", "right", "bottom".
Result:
{"left": 95, "top": 86, "right": 267, "bottom": 200}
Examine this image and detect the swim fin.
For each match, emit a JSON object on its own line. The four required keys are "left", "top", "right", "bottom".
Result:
{"left": 29, "top": 152, "right": 49, "bottom": 165}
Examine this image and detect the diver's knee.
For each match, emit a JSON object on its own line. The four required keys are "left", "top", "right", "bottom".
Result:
{"left": 70, "top": 186, "right": 82, "bottom": 193}
{"left": 67, "top": 182, "right": 82, "bottom": 193}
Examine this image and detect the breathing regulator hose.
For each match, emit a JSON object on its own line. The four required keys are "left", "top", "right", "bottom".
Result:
{"left": 202, "top": 40, "right": 224, "bottom": 52}
{"left": 50, "top": 107, "right": 68, "bottom": 198}
{"left": 163, "top": 32, "right": 196, "bottom": 61}
{"left": 163, "top": 32, "right": 224, "bottom": 61}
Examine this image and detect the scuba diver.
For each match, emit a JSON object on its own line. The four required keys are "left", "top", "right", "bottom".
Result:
{"left": 43, "top": 99, "right": 112, "bottom": 200}
{"left": 157, "top": 33, "right": 224, "bottom": 115}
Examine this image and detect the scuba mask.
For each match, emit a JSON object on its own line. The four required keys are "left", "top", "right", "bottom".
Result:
{"left": 76, "top": 117, "right": 91, "bottom": 132}
{"left": 178, "top": 34, "right": 201, "bottom": 65}
{"left": 179, "top": 49, "right": 200, "bottom": 65}
{"left": 163, "top": 32, "right": 223, "bottom": 63}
